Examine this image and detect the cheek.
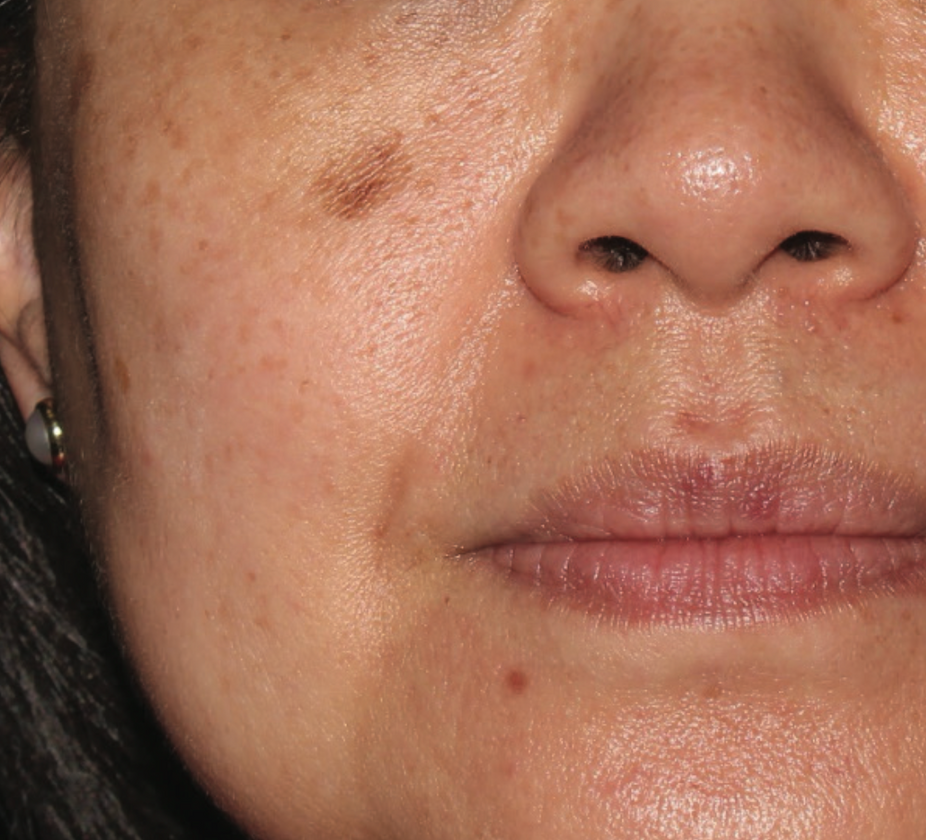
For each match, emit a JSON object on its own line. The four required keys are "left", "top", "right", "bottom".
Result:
{"left": 56, "top": 5, "right": 551, "bottom": 830}
{"left": 65, "top": 4, "right": 559, "bottom": 564}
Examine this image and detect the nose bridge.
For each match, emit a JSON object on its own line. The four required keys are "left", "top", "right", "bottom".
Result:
{"left": 516, "top": 2, "right": 917, "bottom": 313}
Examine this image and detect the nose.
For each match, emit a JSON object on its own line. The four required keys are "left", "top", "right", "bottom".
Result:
{"left": 516, "top": 5, "right": 918, "bottom": 314}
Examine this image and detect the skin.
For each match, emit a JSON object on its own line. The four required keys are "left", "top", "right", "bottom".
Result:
{"left": 3, "top": 0, "right": 926, "bottom": 836}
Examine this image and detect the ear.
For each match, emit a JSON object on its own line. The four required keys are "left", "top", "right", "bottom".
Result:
{"left": 0, "top": 144, "right": 52, "bottom": 421}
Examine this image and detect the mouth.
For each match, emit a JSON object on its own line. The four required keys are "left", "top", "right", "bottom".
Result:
{"left": 463, "top": 444, "right": 926, "bottom": 628}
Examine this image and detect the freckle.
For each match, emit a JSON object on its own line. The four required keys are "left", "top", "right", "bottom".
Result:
{"left": 291, "top": 67, "right": 316, "bottom": 87}
{"left": 122, "top": 133, "right": 139, "bottom": 161}
{"left": 141, "top": 179, "right": 161, "bottom": 206}
{"left": 315, "top": 134, "right": 412, "bottom": 222}
{"left": 443, "top": 595, "right": 451, "bottom": 606}
{"left": 892, "top": 311, "right": 906, "bottom": 325}
{"left": 183, "top": 34, "right": 204, "bottom": 50}
{"left": 147, "top": 224, "right": 163, "bottom": 255}
{"left": 280, "top": 30, "right": 293, "bottom": 42}
{"left": 246, "top": 570, "right": 257, "bottom": 583}
{"left": 372, "top": 518, "right": 389, "bottom": 540}
{"left": 152, "top": 89, "right": 167, "bottom": 119}
{"left": 105, "top": 22, "right": 124, "bottom": 48}
{"left": 198, "top": 239, "right": 210, "bottom": 252}
{"left": 162, "top": 118, "right": 187, "bottom": 150}
{"left": 70, "top": 51, "right": 96, "bottom": 117}
{"left": 114, "top": 357, "right": 131, "bottom": 394}
{"left": 260, "top": 354, "right": 288, "bottom": 374}
{"left": 505, "top": 669, "right": 529, "bottom": 696}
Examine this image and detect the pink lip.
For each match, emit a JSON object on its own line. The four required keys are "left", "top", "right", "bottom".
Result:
{"left": 470, "top": 444, "right": 926, "bottom": 627}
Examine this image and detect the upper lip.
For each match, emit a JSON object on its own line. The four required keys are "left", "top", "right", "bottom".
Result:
{"left": 477, "top": 442, "right": 926, "bottom": 547}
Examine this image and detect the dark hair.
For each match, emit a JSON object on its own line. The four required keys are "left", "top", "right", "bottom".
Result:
{"left": 0, "top": 2, "right": 246, "bottom": 836}
{"left": 0, "top": 0, "right": 31, "bottom": 149}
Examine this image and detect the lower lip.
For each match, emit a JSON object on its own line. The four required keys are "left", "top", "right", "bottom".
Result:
{"left": 483, "top": 536, "right": 926, "bottom": 627}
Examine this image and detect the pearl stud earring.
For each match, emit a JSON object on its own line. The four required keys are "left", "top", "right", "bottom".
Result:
{"left": 25, "top": 398, "right": 67, "bottom": 479}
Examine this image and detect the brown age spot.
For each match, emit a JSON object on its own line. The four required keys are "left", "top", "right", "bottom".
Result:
{"left": 316, "top": 134, "right": 411, "bottom": 222}
{"left": 505, "top": 669, "right": 529, "bottom": 696}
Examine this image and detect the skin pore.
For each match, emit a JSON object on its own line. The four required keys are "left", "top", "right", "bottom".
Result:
{"left": 5, "top": 0, "right": 926, "bottom": 837}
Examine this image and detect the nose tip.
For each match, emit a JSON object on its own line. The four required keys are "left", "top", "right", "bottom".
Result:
{"left": 516, "top": 25, "right": 919, "bottom": 314}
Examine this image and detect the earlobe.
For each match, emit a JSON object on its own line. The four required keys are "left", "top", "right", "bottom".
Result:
{"left": 0, "top": 146, "right": 52, "bottom": 420}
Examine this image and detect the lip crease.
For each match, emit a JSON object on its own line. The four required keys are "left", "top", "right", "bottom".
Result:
{"left": 469, "top": 443, "right": 926, "bottom": 627}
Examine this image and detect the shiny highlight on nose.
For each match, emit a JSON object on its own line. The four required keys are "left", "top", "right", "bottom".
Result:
{"left": 675, "top": 147, "right": 755, "bottom": 203}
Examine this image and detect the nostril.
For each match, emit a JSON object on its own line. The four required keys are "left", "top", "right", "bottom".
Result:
{"left": 778, "top": 230, "right": 849, "bottom": 263}
{"left": 578, "top": 236, "right": 649, "bottom": 274}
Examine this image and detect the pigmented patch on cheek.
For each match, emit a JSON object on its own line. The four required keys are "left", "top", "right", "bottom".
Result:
{"left": 315, "top": 133, "right": 412, "bottom": 221}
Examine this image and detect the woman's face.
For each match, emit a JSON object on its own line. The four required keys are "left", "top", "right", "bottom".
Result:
{"left": 26, "top": 0, "right": 926, "bottom": 837}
